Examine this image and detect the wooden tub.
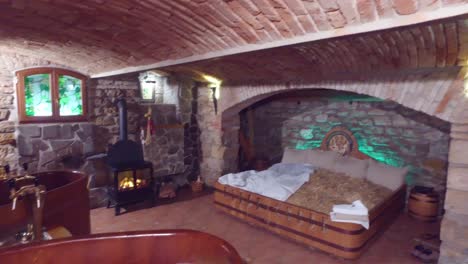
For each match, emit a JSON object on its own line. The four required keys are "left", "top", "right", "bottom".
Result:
{"left": 0, "top": 230, "right": 243, "bottom": 264}
{"left": 214, "top": 182, "right": 406, "bottom": 259}
{"left": 0, "top": 170, "right": 90, "bottom": 238}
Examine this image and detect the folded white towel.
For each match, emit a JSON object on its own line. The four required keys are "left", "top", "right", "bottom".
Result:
{"left": 330, "top": 200, "right": 369, "bottom": 229}
{"left": 332, "top": 200, "right": 368, "bottom": 215}
{"left": 331, "top": 213, "right": 369, "bottom": 222}
{"left": 330, "top": 212, "right": 369, "bottom": 229}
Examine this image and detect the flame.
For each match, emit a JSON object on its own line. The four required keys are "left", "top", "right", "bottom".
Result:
{"left": 119, "top": 176, "right": 147, "bottom": 191}
{"left": 119, "top": 177, "right": 134, "bottom": 190}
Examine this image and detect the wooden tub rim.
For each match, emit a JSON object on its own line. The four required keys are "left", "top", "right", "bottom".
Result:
{"left": 0, "top": 229, "right": 243, "bottom": 263}
{"left": 31, "top": 170, "right": 87, "bottom": 190}
{"left": 0, "top": 170, "right": 88, "bottom": 208}
{"left": 1, "top": 170, "right": 87, "bottom": 190}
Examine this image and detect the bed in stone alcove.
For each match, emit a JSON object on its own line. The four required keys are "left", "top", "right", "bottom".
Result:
{"left": 214, "top": 126, "right": 407, "bottom": 259}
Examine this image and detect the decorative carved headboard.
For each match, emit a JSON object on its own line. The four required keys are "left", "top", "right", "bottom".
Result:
{"left": 319, "top": 126, "right": 370, "bottom": 160}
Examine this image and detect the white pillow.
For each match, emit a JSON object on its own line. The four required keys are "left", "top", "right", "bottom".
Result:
{"left": 333, "top": 155, "right": 368, "bottom": 179}
{"left": 366, "top": 159, "right": 407, "bottom": 191}
{"left": 281, "top": 148, "right": 306, "bottom": 164}
{"left": 303, "top": 149, "right": 340, "bottom": 170}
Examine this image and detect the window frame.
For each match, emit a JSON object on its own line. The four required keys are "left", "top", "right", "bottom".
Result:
{"left": 16, "top": 67, "right": 88, "bottom": 123}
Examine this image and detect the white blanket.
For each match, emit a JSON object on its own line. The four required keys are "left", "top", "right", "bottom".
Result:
{"left": 218, "top": 163, "right": 314, "bottom": 201}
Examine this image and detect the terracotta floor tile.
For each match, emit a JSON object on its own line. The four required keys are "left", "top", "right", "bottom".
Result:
{"left": 91, "top": 194, "right": 439, "bottom": 264}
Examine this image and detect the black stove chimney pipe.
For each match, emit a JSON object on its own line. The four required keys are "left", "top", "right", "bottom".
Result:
{"left": 116, "top": 98, "right": 128, "bottom": 141}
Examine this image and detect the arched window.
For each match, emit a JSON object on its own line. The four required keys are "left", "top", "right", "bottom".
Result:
{"left": 16, "top": 67, "right": 87, "bottom": 123}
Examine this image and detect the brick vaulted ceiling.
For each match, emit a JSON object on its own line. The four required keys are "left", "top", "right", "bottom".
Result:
{"left": 164, "top": 17, "right": 468, "bottom": 83}
{"left": 1, "top": 0, "right": 468, "bottom": 78}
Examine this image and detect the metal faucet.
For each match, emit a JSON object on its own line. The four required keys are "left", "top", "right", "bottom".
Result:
{"left": 7, "top": 164, "right": 46, "bottom": 242}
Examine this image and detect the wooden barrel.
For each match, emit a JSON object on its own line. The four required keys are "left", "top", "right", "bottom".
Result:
{"left": 408, "top": 190, "right": 439, "bottom": 222}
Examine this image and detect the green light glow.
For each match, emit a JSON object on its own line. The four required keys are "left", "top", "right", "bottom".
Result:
{"left": 354, "top": 132, "right": 404, "bottom": 167}
{"left": 293, "top": 125, "right": 405, "bottom": 169}
{"left": 295, "top": 140, "right": 321, "bottom": 150}
{"left": 299, "top": 129, "right": 314, "bottom": 139}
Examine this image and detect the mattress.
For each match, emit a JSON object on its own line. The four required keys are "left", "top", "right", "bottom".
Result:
{"left": 287, "top": 168, "right": 392, "bottom": 215}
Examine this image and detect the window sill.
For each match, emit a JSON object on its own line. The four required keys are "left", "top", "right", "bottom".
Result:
{"left": 19, "top": 116, "right": 89, "bottom": 124}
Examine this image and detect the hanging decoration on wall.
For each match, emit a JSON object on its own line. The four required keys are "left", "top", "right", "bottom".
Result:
{"left": 144, "top": 106, "right": 154, "bottom": 146}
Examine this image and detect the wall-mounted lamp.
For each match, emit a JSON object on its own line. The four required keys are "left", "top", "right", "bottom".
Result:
{"left": 464, "top": 71, "right": 468, "bottom": 97}
{"left": 203, "top": 75, "right": 222, "bottom": 115}
{"left": 138, "top": 71, "right": 166, "bottom": 103}
{"left": 210, "top": 85, "right": 218, "bottom": 114}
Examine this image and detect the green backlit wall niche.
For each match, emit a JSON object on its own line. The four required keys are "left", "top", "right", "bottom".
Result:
{"left": 294, "top": 127, "right": 404, "bottom": 166}
{"left": 248, "top": 96, "right": 449, "bottom": 193}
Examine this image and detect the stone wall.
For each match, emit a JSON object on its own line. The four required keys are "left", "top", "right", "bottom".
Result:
{"left": 197, "top": 86, "right": 225, "bottom": 185}
{"left": 440, "top": 124, "right": 468, "bottom": 264}
{"left": 0, "top": 52, "right": 73, "bottom": 174}
{"left": 141, "top": 76, "right": 201, "bottom": 185}
{"left": 89, "top": 73, "right": 141, "bottom": 151}
{"left": 177, "top": 77, "right": 201, "bottom": 182}
{"left": 140, "top": 103, "right": 184, "bottom": 182}
{"left": 244, "top": 96, "right": 450, "bottom": 205}
{"left": 143, "top": 125, "right": 184, "bottom": 178}
{"left": 17, "top": 123, "right": 101, "bottom": 180}
{"left": 0, "top": 72, "right": 16, "bottom": 175}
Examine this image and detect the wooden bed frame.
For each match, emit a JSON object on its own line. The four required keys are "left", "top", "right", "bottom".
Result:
{"left": 214, "top": 126, "right": 406, "bottom": 259}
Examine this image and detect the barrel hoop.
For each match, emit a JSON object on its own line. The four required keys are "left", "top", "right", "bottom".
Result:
{"left": 409, "top": 196, "right": 438, "bottom": 204}
{"left": 408, "top": 209, "right": 438, "bottom": 218}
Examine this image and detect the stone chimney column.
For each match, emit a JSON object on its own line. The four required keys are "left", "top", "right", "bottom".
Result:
{"left": 439, "top": 124, "right": 468, "bottom": 264}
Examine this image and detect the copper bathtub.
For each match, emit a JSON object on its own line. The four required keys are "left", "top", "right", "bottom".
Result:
{"left": 0, "top": 170, "right": 90, "bottom": 238}
{"left": 0, "top": 230, "right": 243, "bottom": 264}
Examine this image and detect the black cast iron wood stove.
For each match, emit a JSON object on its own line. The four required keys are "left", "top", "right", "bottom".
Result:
{"left": 106, "top": 98, "right": 154, "bottom": 215}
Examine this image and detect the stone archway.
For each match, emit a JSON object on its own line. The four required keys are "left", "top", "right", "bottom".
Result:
{"left": 217, "top": 68, "right": 464, "bottom": 174}
{"left": 220, "top": 68, "right": 465, "bottom": 123}
{"left": 197, "top": 67, "right": 468, "bottom": 263}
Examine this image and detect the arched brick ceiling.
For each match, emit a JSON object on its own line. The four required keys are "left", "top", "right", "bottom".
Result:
{"left": 163, "top": 17, "right": 468, "bottom": 84}
{"left": 0, "top": 0, "right": 467, "bottom": 76}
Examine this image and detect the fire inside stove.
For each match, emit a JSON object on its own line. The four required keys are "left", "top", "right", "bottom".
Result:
{"left": 118, "top": 170, "right": 150, "bottom": 191}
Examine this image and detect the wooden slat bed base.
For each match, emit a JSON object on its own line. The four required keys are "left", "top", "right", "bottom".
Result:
{"left": 214, "top": 182, "right": 406, "bottom": 259}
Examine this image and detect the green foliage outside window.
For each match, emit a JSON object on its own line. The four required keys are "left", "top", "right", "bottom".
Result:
{"left": 58, "top": 75, "right": 83, "bottom": 116}
{"left": 18, "top": 68, "right": 86, "bottom": 122}
{"left": 24, "top": 74, "right": 52, "bottom": 116}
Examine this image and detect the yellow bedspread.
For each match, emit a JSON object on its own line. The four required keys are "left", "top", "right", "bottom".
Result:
{"left": 287, "top": 169, "right": 392, "bottom": 215}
